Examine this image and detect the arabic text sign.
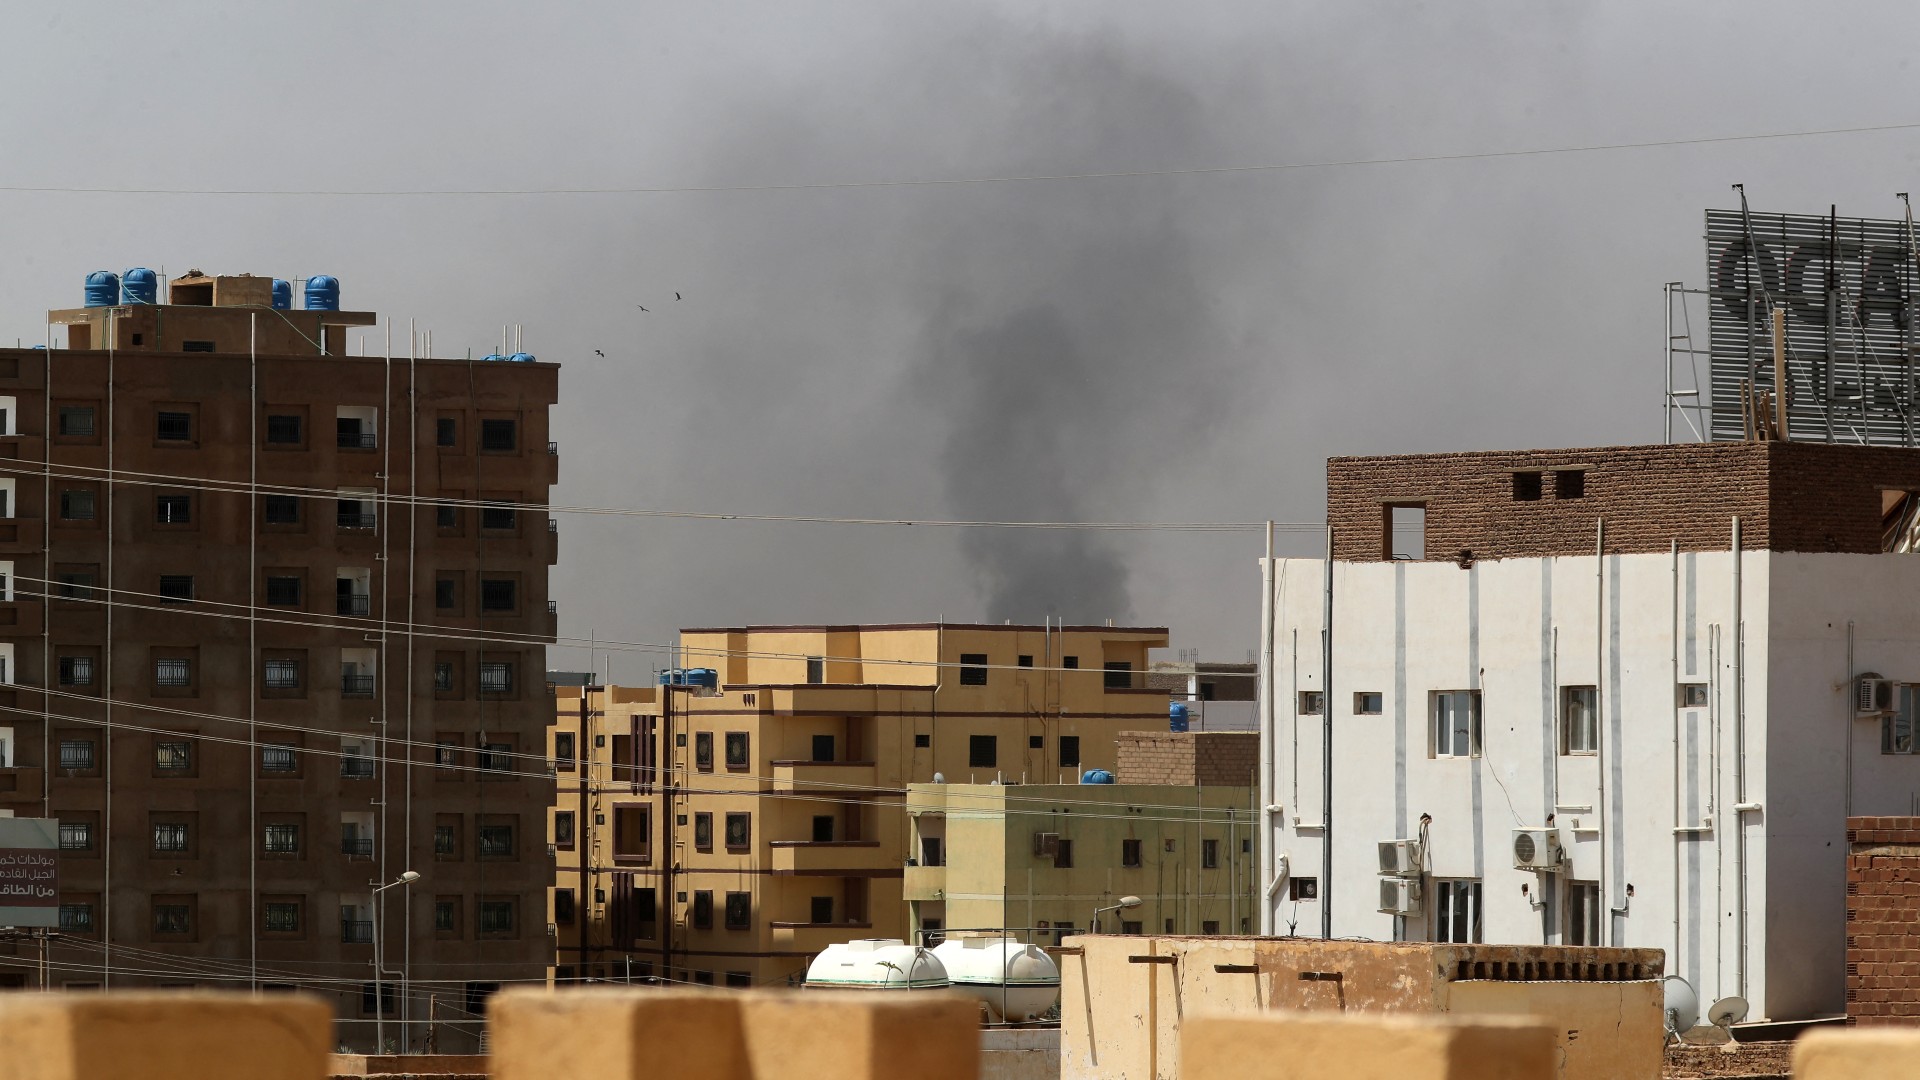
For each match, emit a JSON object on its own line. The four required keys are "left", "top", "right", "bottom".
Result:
{"left": 0, "top": 817, "right": 58, "bottom": 928}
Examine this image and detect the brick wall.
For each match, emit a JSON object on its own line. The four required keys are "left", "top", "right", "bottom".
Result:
{"left": 1115, "top": 731, "right": 1257, "bottom": 787}
{"left": 1326, "top": 441, "right": 1920, "bottom": 562}
{"left": 1846, "top": 816, "right": 1920, "bottom": 1026}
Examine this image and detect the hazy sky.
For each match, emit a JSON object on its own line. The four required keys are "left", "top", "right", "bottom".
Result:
{"left": 6, "top": 2, "right": 1920, "bottom": 674}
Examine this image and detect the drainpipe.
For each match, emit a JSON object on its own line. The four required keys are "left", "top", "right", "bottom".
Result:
{"left": 1258, "top": 522, "right": 1275, "bottom": 934}
{"left": 1320, "top": 525, "right": 1333, "bottom": 940}
{"left": 1595, "top": 519, "right": 1609, "bottom": 945}
{"left": 1731, "top": 516, "right": 1751, "bottom": 1002}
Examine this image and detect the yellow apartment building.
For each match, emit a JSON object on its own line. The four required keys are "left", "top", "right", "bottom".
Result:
{"left": 903, "top": 782, "right": 1257, "bottom": 945}
{"left": 546, "top": 622, "right": 1172, "bottom": 986}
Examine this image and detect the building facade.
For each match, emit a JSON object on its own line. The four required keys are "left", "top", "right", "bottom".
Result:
{"left": 0, "top": 272, "right": 558, "bottom": 1050}
{"left": 547, "top": 623, "right": 1172, "bottom": 986}
{"left": 904, "top": 780, "right": 1255, "bottom": 944}
{"left": 1264, "top": 441, "right": 1920, "bottom": 1023}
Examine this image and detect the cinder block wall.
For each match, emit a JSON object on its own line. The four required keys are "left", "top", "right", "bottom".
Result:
{"left": 1846, "top": 816, "right": 1920, "bottom": 1026}
{"left": 1114, "top": 732, "right": 1256, "bottom": 787}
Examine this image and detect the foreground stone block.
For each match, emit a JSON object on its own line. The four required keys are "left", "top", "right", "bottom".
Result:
{"left": 1796, "top": 1029, "right": 1920, "bottom": 1080}
{"left": 491, "top": 988, "right": 978, "bottom": 1080}
{"left": 1182, "top": 1013, "right": 1555, "bottom": 1080}
{"left": 0, "top": 992, "right": 331, "bottom": 1080}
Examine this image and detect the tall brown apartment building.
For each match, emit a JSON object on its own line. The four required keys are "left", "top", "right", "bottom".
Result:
{"left": 0, "top": 272, "right": 557, "bottom": 1051}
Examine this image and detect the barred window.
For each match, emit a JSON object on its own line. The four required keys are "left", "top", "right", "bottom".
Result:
{"left": 58, "top": 656, "right": 94, "bottom": 687}
{"left": 154, "top": 658, "right": 192, "bottom": 687}
{"left": 152, "top": 905, "right": 190, "bottom": 935}
{"left": 59, "top": 490, "right": 96, "bottom": 521}
{"left": 260, "top": 745, "right": 296, "bottom": 773}
{"left": 478, "top": 900, "right": 515, "bottom": 934}
{"left": 263, "top": 824, "right": 299, "bottom": 854}
{"left": 58, "top": 406, "right": 95, "bottom": 438}
{"left": 264, "top": 659, "right": 300, "bottom": 689}
{"left": 58, "top": 822, "right": 91, "bottom": 850}
{"left": 58, "top": 903, "right": 93, "bottom": 932}
{"left": 154, "top": 741, "right": 191, "bottom": 772}
{"left": 155, "top": 494, "right": 192, "bottom": 524}
{"left": 264, "top": 496, "right": 300, "bottom": 524}
{"left": 479, "top": 578, "right": 516, "bottom": 613}
{"left": 265, "top": 577, "right": 301, "bottom": 606}
{"left": 57, "top": 740, "right": 94, "bottom": 771}
{"left": 158, "top": 575, "right": 194, "bottom": 602}
{"left": 479, "top": 662, "right": 513, "bottom": 694}
{"left": 155, "top": 412, "right": 192, "bottom": 441}
{"left": 477, "top": 825, "right": 515, "bottom": 859}
{"left": 152, "top": 823, "right": 189, "bottom": 853}
{"left": 265, "top": 902, "right": 301, "bottom": 933}
{"left": 265, "top": 415, "right": 302, "bottom": 445}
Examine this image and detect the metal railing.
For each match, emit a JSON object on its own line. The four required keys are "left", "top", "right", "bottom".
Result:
{"left": 340, "top": 919, "right": 373, "bottom": 943}
{"left": 547, "top": 441, "right": 558, "bottom": 455}
{"left": 339, "top": 758, "right": 375, "bottom": 780}
{"left": 341, "top": 837, "right": 375, "bottom": 857}
{"left": 336, "top": 511, "right": 377, "bottom": 530}
{"left": 337, "top": 432, "right": 377, "bottom": 449}
{"left": 547, "top": 600, "right": 558, "bottom": 615}
{"left": 341, "top": 674, "right": 376, "bottom": 697}
{"left": 336, "top": 594, "right": 370, "bottom": 616}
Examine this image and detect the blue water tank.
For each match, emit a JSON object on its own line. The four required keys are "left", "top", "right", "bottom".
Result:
{"left": 1169, "top": 702, "right": 1191, "bottom": 733}
{"left": 121, "top": 268, "right": 159, "bottom": 305}
{"left": 481, "top": 353, "right": 508, "bottom": 362}
{"left": 1080, "top": 769, "right": 1116, "bottom": 785}
{"left": 657, "top": 668, "right": 720, "bottom": 688}
{"left": 271, "top": 279, "right": 293, "bottom": 310}
{"left": 83, "top": 271, "right": 119, "bottom": 308}
{"left": 508, "top": 352, "right": 537, "bottom": 364}
{"left": 304, "top": 275, "right": 340, "bottom": 311}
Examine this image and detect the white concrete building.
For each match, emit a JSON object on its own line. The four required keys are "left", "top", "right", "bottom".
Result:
{"left": 1262, "top": 441, "right": 1920, "bottom": 1023}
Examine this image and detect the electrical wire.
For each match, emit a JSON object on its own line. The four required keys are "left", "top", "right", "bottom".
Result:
{"left": 4, "top": 119, "right": 1919, "bottom": 197}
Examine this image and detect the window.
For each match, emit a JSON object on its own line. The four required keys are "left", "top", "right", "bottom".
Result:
{"left": 1561, "top": 686, "right": 1598, "bottom": 755}
{"left": 555, "top": 889, "right": 576, "bottom": 924}
{"left": 1288, "top": 876, "right": 1319, "bottom": 901}
{"left": 336, "top": 416, "right": 374, "bottom": 449}
{"left": 477, "top": 824, "right": 515, "bottom": 859}
{"left": 1018, "top": 655, "right": 1033, "bottom": 668}
{"left": 695, "top": 812, "right": 712, "bottom": 851}
{"left": 555, "top": 731, "right": 576, "bottom": 767}
{"left": 437, "top": 418, "right": 456, "bottom": 447}
{"left": 58, "top": 490, "right": 95, "bottom": 521}
{"left": 480, "top": 418, "right": 517, "bottom": 451}
{"left": 1298, "top": 691, "right": 1324, "bottom": 715}
{"left": 725, "top": 732, "right": 749, "bottom": 769}
{"left": 155, "top": 411, "right": 192, "bottom": 442}
{"left": 1679, "top": 683, "right": 1709, "bottom": 708}
{"left": 58, "top": 656, "right": 93, "bottom": 687}
{"left": 59, "top": 904, "right": 93, "bottom": 933}
{"left": 432, "top": 576, "right": 459, "bottom": 612}
{"left": 265, "top": 902, "right": 301, "bottom": 933}
{"left": 969, "top": 735, "right": 996, "bottom": 769}
{"left": 692, "top": 891, "right": 713, "bottom": 930}
{"left": 153, "top": 904, "right": 191, "bottom": 936}
{"left": 480, "top": 742, "right": 511, "bottom": 772}
{"left": 1354, "top": 692, "right": 1383, "bottom": 715}
{"left": 58, "top": 822, "right": 91, "bottom": 850}
{"left": 1063, "top": 656, "right": 1079, "bottom": 669}
{"left": 265, "top": 576, "right": 301, "bottom": 606}
{"left": 481, "top": 502, "right": 517, "bottom": 531}
{"left": 1121, "top": 839, "right": 1142, "bottom": 868}
{"left": 725, "top": 972, "right": 751, "bottom": 988}
{"left": 264, "top": 495, "right": 300, "bottom": 524}
{"left": 695, "top": 731, "right": 713, "bottom": 771}
{"left": 810, "top": 896, "right": 834, "bottom": 924}
{"left": 479, "top": 900, "right": 515, "bottom": 934}
{"left": 613, "top": 806, "right": 650, "bottom": 860}
{"left": 1202, "top": 920, "right": 1220, "bottom": 935}
{"left": 1202, "top": 839, "right": 1219, "bottom": 868}
{"left": 263, "top": 824, "right": 299, "bottom": 854}
{"left": 435, "top": 900, "right": 457, "bottom": 933}
{"left": 1512, "top": 471, "right": 1542, "bottom": 501}
{"left": 152, "top": 823, "right": 189, "bottom": 853}
{"left": 260, "top": 745, "right": 296, "bottom": 773}
{"left": 434, "top": 663, "right": 454, "bottom": 693}
{"left": 479, "top": 578, "right": 516, "bottom": 613}
{"left": 1434, "top": 879, "right": 1483, "bottom": 943}
{"left": 1555, "top": 469, "right": 1586, "bottom": 499}
{"left": 806, "top": 656, "right": 824, "bottom": 684}
{"left": 915, "top": 732, "right": 931, "bottom": 749}
{"left": 1387, "top": 504, "right": 1426, "bottom": 560}
{"left": 266, "top": 415, "right": 302, "bottom": 445}
{"left": 56, "top": 570, "right": 96, "bottom": 600}
{"left": 436, "top": 505, "right": 458, "bottom": 529}
{"left": 1120, "top": 921, "right": 1143, "bottom": 936}
{"left": 1567, "top": 880, "right": 1601, "bottom": 946}
{"left": 1432, "top": 690, "right": 1482, "bottom": 758}
{"left": 724, "top": 892, "right": 751, "bottom": 930}
{"left": 155, "top": 741, "right": 191, "bottom": 772}
{"left": 1103, "top": 661, "right": 1134, "bottom": 690}
{"left": 158, "top": 575, "right": 194, "bottom": 603}
{"left": 181, "top": 341, "right": 215, "bottom": 353}
{"left": 1060, "top": 735, "right": 1081, "bottom": 768}
{"left": 58, "top": 406, "right": 95, "bottom": 438}
{"left": 154, "top": 658, "right": 192, "bottom": 688}
{"left": 959, "top": 653, "right": 988, "bottom": 685}
{"left": 479, "top": 662, "right": 513, "bottom": 695}
{"left": 1029, "top": 734, "right": 1044, "bottom": 750}
{"left": 555, "top": 810, "right": 575, "bottom": 849}
{"left": 264, "top": 658, "right": 300, "bottom": 690}
{"left": 155, "top": 494, "right": 191, "bottom": 524}
{"left": 434, "top": 739, "right": 461, "bottom": 770}
{"left": 725, "top": 812, "right": 750, "bottom": 850}
{"left": 1054, "top": 838, "right": 1074, "bottom": 869}
{"left": 434, "top": 824, "right": 457, "bottom": 857}
{"left": 1889, "top": 686, "right": 1920, "bottom": 754}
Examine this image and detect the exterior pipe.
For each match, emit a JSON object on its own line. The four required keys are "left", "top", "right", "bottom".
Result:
{"left": 1672, "top": 540, "right": 1681, "bottom": 973}
{"left": 1320, "top": 525, "right": 1333, "bottom": 940}
{"left": 1731, "top": 516, "right": 1748, "bottom": 1002}
{"left": 1595, "top": 518, "right": 1609, "bottom": 945}
{"left": 1257, "top": 521, "right": 1275, "bottom": 934}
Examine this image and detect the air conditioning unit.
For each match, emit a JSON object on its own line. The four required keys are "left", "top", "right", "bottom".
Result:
{"left": 1377, "top": 839, "right": 1423, "bottom": 877}
{"left": 1379, "top": 877, "right": 1423, "bottom": 916}
{"left": 1858, "top": 676, "right": 1895, "bottom": 716}
{"left": 1512, "top": 828, "right": 1564, "bottom": 872}
{"left": 1031, "top": 831, "right": 1060, "bottom": 858}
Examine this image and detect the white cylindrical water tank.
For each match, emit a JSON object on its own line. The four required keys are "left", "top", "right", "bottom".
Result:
{"left": 932, "top": 938, "right": 1061, "bottom": 1022}
{"left": 804, "top": 939, "right": 949, "bottom": 991}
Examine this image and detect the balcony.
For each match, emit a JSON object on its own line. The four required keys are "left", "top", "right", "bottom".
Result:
{"left": 340, "top": 920, "right": 373, "bottom": 944}
{"left": 0, "top": 598, "right": 44, "bottom": 629}
{"left": 0, "top": 765, "right": 44, "bottom": 804}
{"left": 768, "top": 840, "right": 892, "bottom": 875}
{"left": 903, "top": 862, "right": 946, "bottom": 902}
{"left": 547, "top": 441, "right": 558, "bottom": 456}
{"left": 771, "top": 760, "right": 880, "bottom": 796}
{"left": 336, "top": 594, "right": 370, "bottom": 617}
{"left": 336, "top": 511, "right": 377, "bottom": 530}
{"left": 340, "top": 758, "right": 375, "bottom": 780}
{"left": 337, "top": 431, "right": 377, "bottom": 449}
{"left": 341, "top": 674, "right": 375, "bottom": 697}
{"left": 341, "top": 837, "right": 374, "bottom": 858}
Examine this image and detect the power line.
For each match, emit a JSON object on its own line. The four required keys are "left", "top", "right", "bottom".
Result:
{"left": 3, "top": 119, "right": 1918, "bottom": 198}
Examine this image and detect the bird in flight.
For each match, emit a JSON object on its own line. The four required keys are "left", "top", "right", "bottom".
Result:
{"left": 637, "top": 305, "right": 649, "bottom": 312}
{"left": 675, "top": 292, "right": 682, "bottom": 301}
{"left": 594, "top": 350, "right": 605, "bottom": 357}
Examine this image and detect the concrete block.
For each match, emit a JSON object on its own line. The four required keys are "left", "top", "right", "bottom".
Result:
{"left": 742, "top": 993, "right": 979, "bottom": 1080}
{"left": 1796, "top": 1029, "right": 1920, "bottom": 1079}
{"left": 0, "top": 992, "right": 331, "bottom": 1080}
{"left": 1182, "top": 1012, "right": 1555, "bottom": 1080}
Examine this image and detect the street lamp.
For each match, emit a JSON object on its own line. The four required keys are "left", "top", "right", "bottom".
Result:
{"left": 1091, "top": 895, "right": 1143, "bottom": 934}
{"left": 372, "top": 870, "right": 421, "bottom": 1055}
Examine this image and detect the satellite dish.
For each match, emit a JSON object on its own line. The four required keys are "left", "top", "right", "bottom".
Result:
{"left": 1663, "top": 976, "right": 1699, "bottom": 1036}
{"left": 1708, "top": 995, "right": 1749, "bottom": 1029}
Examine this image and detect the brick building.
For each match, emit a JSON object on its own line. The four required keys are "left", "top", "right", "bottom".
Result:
{"left": 1267, "top": 440, "right": 1920, "bottom": 1024}
{"left": 1845, "top": 816, "right": 1920, "bottom": 1026}
{"left": 0, "top": 271, "right": 558, "bottom": 1050}
{"left": 1115, "top": 730, "right": 1257, "bottom": 787}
